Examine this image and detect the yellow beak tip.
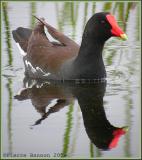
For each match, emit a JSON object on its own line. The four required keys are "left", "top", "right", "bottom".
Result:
{"left": 120, "top": 34, "right": 128, "bottom": 41}
{"left": 122, "top": 126, "right": 129, "bottom": 132}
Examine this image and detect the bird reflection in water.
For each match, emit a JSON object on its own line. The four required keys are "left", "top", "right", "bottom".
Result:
{"left": 14, "top": 78, "right": 128, "bottom": 150}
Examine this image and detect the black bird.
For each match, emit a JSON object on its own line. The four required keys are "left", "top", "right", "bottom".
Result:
{"left": 12, "top": 12, "right": 127, "bottom": 81}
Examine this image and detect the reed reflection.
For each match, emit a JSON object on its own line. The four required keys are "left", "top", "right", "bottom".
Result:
{"left": 14, "top": 78, "right": 128, "bottom": 151}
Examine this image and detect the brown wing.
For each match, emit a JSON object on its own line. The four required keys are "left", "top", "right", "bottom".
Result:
{"left": 27, "top": 17, "right": 79, "bottom": 73}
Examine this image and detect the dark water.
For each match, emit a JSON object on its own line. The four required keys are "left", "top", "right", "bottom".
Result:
{"left": 1, "top": 1, "right": 141, "bottom": 159}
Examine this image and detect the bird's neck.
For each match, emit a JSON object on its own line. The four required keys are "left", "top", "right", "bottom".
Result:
{"left": 73, "top": 37, "right": 106, "bottom": 79}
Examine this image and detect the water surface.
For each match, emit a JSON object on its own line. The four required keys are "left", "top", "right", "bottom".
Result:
{"left": 1, "top": 1, "right": 141, "bottom": 159}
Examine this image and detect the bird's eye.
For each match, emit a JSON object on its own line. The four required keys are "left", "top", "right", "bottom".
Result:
{"left": 101, "top": 20, "right": 106, "bottom": 24}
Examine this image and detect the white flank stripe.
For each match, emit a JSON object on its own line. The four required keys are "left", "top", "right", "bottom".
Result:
{"left": 35, "top": 67, "right": 51, "bottom": 76}
{"left": 25, "top": 60, "right": 51, "bottom": 76}
{"left": 25, "top": 60, "right": 36, "bottom": 73}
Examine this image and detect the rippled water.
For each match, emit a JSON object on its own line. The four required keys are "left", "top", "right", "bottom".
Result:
{"left": 1, "top": 1, "right": 141, "bottom": 159}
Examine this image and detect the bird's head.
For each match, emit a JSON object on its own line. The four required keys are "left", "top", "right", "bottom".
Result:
{"left": 84, "top": 12, "right": 127, "bottom": 42}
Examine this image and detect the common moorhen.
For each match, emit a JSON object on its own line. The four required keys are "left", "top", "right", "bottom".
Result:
{"left": 12, "top": 12, "right": 127, "bottom": 81}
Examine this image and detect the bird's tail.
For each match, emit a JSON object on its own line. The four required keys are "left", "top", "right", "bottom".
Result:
{"left": 12, "top": 27, "right": 32, "bottom": 54}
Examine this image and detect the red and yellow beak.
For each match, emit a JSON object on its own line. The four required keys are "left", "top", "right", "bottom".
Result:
{"left": 106, "top": 14, "right": 128, "bottom": 41}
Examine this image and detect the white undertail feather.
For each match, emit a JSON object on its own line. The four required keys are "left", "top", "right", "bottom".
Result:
{"left": 16, "top": 43, "right": 27, "bottom": 56}
{"left": 46, "top": 99, "right": 58, "bottom": 111}
{"left": 17, "top": 88, "right": 27, "bottom": 95}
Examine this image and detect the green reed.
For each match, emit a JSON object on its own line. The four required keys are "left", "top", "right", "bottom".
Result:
{"left": 30, "top": 2, "right": 36, "bottom": 28}
{"left": 2, "top": 2, "right": 13, "bottom": 66}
